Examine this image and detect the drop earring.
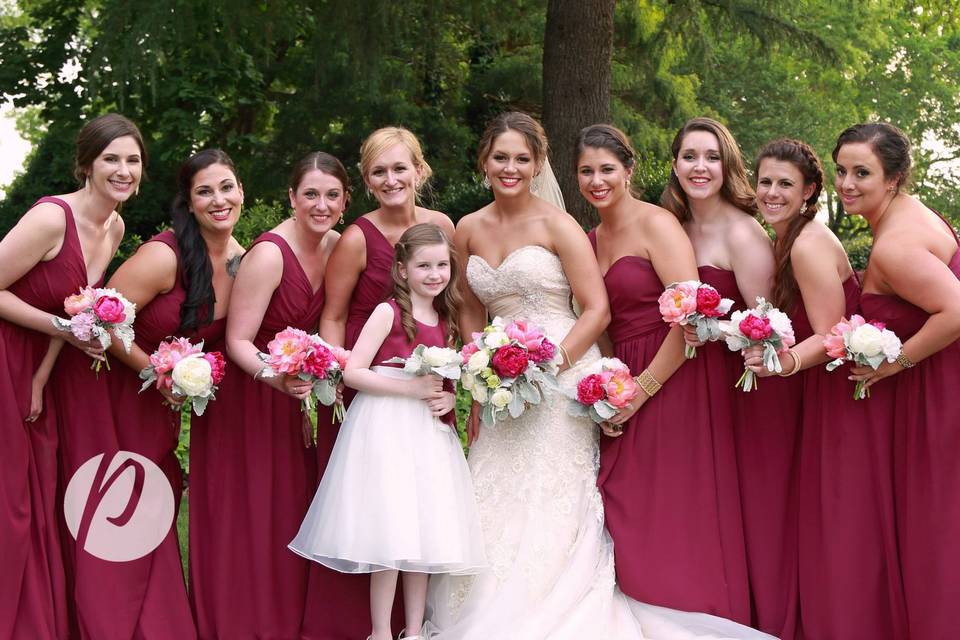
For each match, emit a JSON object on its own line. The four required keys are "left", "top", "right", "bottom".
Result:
{"left": 339, "top": 213, "right": 345, "bottom": 225}
{"left": 482, "top": 173, "right": 491, "bottom": 189}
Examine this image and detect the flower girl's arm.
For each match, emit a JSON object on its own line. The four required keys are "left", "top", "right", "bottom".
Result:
{"left": 344, "top": 303, "right": 443, "bottom": 399}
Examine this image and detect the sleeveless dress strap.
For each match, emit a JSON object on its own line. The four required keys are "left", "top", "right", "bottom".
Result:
{"left": 587, "top": 228, "right": 598, "bottom": 256}
{"left": 33, "top": 195, "right": 77, "bottom": 237}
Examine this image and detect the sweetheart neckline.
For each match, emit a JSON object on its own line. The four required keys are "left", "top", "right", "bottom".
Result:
{"left": 467, "top": 244, "right": 557, "bottom": 271}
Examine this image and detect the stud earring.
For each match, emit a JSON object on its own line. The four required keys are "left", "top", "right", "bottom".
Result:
{"left": 482, "top": 173, "right": 491, "bottom": 189}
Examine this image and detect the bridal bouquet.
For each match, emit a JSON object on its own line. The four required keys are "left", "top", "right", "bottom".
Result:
{"left": 658, "top": 281, "right": 733, "bottom": 358}
{"left": 720, "top": 297, "right": 795, "bottom": 392}
{"left": 460, "top": 317, "right": 559, "bottom": 425}
{"left": 52, "top": 286, "right": 137, "bottom": 373}
{"left": 384, "top": 344, "right": 463, "bottom": 380}
{"left": 138, "top": 338, "right": 225, "bottom": 416}
{"left": 823, "top": 315, "right": 902, "bottom": 400}
{"left": 258, "top": 327, "right": 350, "bottom": 422}
{"left": 568, "top": 358, "right": 639, "bottom": 424}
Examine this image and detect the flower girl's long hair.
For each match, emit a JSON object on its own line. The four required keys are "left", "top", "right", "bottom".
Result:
{"left": 390, "top": 223, "right": 462, "bottom": 347}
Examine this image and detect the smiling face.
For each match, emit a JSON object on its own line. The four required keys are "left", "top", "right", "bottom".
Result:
{"left": 85, "top": 135, "right": 143, "bottom": 202}
{"left": 673, "top": 130, "right": 724, "bottom": 202}
{"left": 577, "top": 146, "right": 631, "bottom": 209}
{"left": 398, "top": 242, "right": 451, "bottom": 300}
{"left": 482, "top": 129, "right": 537, "bottom": 198}
{"left": 289, "top": 169, "right": 345, "bottom": 235}
{"left": 756, "top": 158, "right": 815, "bottom": 230}
{"left": 189, "top": 163, "right": 243, "bottom": 233}
{"left": 365, "top": 143, "right": 422, "bottom": 209}
{"left": 834, "top": 141, "right": 899, "bottom": 218}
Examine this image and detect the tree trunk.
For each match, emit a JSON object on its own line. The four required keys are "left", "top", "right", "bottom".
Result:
{"left": 542, "top": 0, "right": 615, "bottom": 227}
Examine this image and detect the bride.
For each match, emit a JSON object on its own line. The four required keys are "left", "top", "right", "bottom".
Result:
{"left": 424, "top": 112, "right": 775, "bottom": 640}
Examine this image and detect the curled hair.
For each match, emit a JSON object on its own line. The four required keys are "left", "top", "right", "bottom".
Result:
{"left": 171, "top": 149, "right": 238, "bottom": 333}
{"left": 660, "top": 117, "right": 757, "bottom": 223}
{"left": 359, "top": 127, "right": 433, "bottom": 198}
{"left": 74, "top": 113, "right": 148, "bottom": 186}
{"left": 390, "top": 223, "right": 462, "bottom": 347}
{"left": 832, "top": 122, "right": 912, "bottom": 191}
{"left": 476, "top": 111, "right": 549, "bottom": 172}
{"left": 576, "top": 123, "right": 640, "bottom": 197}
{"left": 755, "top": 138, "right": 825, "bottom": 311}
{"left": 289, "top": 151, "right": 352, "bottom": 210}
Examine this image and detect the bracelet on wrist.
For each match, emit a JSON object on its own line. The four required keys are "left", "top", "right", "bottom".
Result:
{"left": 779, "top": 350, "right": 802, "bottom": 377}
{"left": 896, "top": 353, "right": 915, "bottom": 369}
{"left": 634, "top": 368, "right": 662, "bottom": 398}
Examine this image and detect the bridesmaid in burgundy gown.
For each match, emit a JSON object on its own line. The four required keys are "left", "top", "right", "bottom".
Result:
{"left": 31, "top": 114, "right": 149, "bottom": 639}
{"left": 105, "top": 149, "right": 245, "bottom": 639}
{"left": 744, "top": 139, "right": 901, "bottom": 639}
{"left": 661, "top": 118, "right": 796, "bottom": 631}
{"left": 578, "top": 124, "right": 751, "bottom": 625}
{"left": 838, "top": 123, "right": 960, "bottom": 639}
{"left": 214, "top": 152, "right": 344, "bottom": 639}
{"left": 306, "top": 127, "right": 453, "bottom": 638}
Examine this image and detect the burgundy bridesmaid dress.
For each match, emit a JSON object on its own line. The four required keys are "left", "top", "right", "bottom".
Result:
{"left": 861, "top": 222, "right": 960, "bottom": 639}
{"left": 713, "top": 268, "right": 804, "bottom": 640}
{"left": 190, "top": 232, "right": 321, "bottom": 639}
{"left": 105, "top": 229, "right": 235, "bottom": 638}
{"left": 302, "top": 215, "right": 396, "bottom": 640}
{"left": 797, "top": 275, "right": 907, "bottom": 639}
{"left": 0, "top": 197, "right": 76, "bottom": 639}
{"left": 591, "top": 232, "right": 751, "bottom": 624}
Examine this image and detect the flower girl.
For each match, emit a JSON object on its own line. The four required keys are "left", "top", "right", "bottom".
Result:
{"left": 290, "top": 223, "right": 485, "bottom": 640}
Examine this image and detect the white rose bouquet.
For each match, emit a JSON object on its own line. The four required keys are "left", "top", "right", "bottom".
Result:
{"left": 384, "top": 344, "right": 463, "bottom": 379}
{"left": 823, "top": 314, "right": 903, "bottom": 399}
{"left": 139, "top": 338, "right": 226, "bottom": 416}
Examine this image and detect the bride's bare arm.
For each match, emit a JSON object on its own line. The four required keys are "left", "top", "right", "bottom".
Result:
{"left": 454, "top": 214, "right": 487, "bottom": 341}
{"left": 550, "top": 213, "right": 610, "bottom": 369}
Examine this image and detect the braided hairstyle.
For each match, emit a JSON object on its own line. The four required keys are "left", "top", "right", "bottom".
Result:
{"left": 390, "top": 223, "right": 462, "bottom": 347}
{"left": 171, "top": 149, "right": 239, "bottom": 333}
{"left": 755, "top": 139, "right": 825, "bottom": 312}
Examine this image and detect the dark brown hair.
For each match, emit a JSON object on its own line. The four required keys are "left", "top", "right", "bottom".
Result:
{"left": 575, "top": 123, "right": 640, "bottom": 198}
{"left": 832, "top": 122, "right": 912, "bottom": 192}
{"left": 476, "top": 111, "right": 548, "bottom": 172}
{"left": 390, "top": 223, "right": 462, "bottom": 346}
{"left": 289, "top": 151, "right": 352, "bottom": 211}
{"left": 755, "top": 139, "right": 825, "bottom": 311}
{"left": 660, "top": 117, "right": 757, "bottom": 222}
{"left": 74, "top": 113, "right": 147, "bottom": 185}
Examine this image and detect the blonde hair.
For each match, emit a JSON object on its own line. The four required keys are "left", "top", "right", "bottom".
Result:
{"left": 359, "top": 126, "right": 433, "bottom": 195}
{"left": 390, "top": 223, "right": 462, "bottom": 346}
{"left": 660, "top": 117, "right": 757, "bottom": 223}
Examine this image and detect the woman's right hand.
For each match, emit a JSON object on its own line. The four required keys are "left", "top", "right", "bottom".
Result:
{"left": 62, "top": 332, "right": 106, "bottom": 361}
{"left": 682, "top": 324, "right": 705, "bottom": 349}
{"left": 157, "top": 384, "right": 184, "bottom": 408}
{"left": 409, "top": 373, "right": 443, "bottom": 400}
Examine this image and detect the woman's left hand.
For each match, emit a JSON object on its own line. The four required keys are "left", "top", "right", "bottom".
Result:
{"left": 849, "top": 360, "right": 901, "bottom": 391}
{"left": 601, "top": 392, "right": 649, "bottom": 436}
{"left": 743, "top": 345, "right": 777, "bottom": 378}
{"left": 335, "top": 381, "right": 344, "bottom": 405}
{"left": 426, "top": 391, "right": 456, "bottom": 417}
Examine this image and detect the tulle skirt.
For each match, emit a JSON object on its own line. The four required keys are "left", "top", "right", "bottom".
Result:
{"left": 289, "top": 367, "right": 486, "bottom": 575}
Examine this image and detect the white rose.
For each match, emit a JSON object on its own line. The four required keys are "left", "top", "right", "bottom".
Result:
{"left": 172, "top": 355, "right": 213, "bottom": 397}
{"left": 471, "top": 384, "right": 489, "bottom": 404}
{"left": 121, "top": 298, "right": 137, "bottom": 323}
{"left": 461, "top": 372, "right": 475, "bottom": 390}
{"left": 490, "top": 388, "right": 512, "bottom": 409}
{"left": 422, "top": 346, "right": 453, "bottom": 367}
{"left": 849, "top": 324, "right": 884, "bottom": 357}
{"left": 483, "top": 330, "right": 510, "bottom": 349}
{"left": 767, "top": 309, "right": 795, "bottom": 346}
{"left": 467, "top": 350, "right": 490, "bottom": 374}
{"left": 880, "top": 329, "right": 903, "bottom": 362}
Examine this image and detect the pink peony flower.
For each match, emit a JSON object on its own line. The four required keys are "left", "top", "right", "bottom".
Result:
{"left": 529, "top": 339, "right": 556, "bottom": 364}
{"left": 264, "top": 328, "right": 312, "bottom": 375}
{"left": 491, "top": 344, "right": 529, "bottom": 378}
{"left": 658, "top": 282, "right": 699, "bottom": 325}
{"left": 302, "top": 344, "right": 335, "bottom": 378}
{"left": 696, "top": 286, "right": 724, "bottom": 318}
{"left": 69, "top": 311, "right": 96, "bottom": 341}
{"left": 204, "top": 351, "right": 226, "bottom": 384}
{"left": 603, "top": 368, "right": 639, "bottom": 409}
{"left": 505, "top": 320, "right": 545, "bottom": 351}
{"left": 330, "top": 346, "right": 350, "bottom": 369}
{"left": 64, "top": 287, "right": 96, "bottom": 316}
{"left": 739, "top": 314, "right": 772, "bottom": 341}
{"left": 460, "top": 341, "right": 480, "bottom": 364}
{"left": 149, "top": 337, "right": 199, "bottom": 374}
{"left": 92, "top": 295, "right": 126, "bottom": 324}
{"left": 577, "top": 374, "right": 606, "bottom": 405}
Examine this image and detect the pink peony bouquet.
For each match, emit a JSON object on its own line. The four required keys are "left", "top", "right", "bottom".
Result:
{"left": 823, "top": 315, "right": 902, "bottom": 400}
{"left": 138, "top": 338, "right": 225, "bottom": 415}
{"left": 459, "top": 317, "right": 559, "bottom": 426}
{"left": 257, "top": 327, "right": 350, "bottom": 422}
{"left": 52, "top": 286, "right": 136, "bottom": 372}
{"left": 720, "top": 297, "right": 796, "bottom": 392}
{"left": 658, "top": 280, "right": 734, "bottom": 358}
{"left": 568, "top": 358, "right": 639, "bottom": 424}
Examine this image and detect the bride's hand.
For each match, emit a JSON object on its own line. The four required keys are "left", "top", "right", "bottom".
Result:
{"left": 467, "top": 402, "right": 480, "bottom": 446}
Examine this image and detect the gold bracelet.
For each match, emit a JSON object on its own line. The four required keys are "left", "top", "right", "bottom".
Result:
{"left": 779, "top": 350, "right": 802, "bottom": 377}
{"left": 634, "top": 369, "right": 662, "bottom": 398}
{"left": 896, "top": 353, "right": 916, "bottom": 369}
{"left": 557, "top": 344, "right": 571, "bottom": 368}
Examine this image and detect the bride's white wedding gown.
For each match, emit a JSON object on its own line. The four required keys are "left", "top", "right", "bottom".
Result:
{"left": 425, "top": 245, "right": 775, "bottom": 640}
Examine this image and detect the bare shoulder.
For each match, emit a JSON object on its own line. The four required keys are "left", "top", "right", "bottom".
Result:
{"left": 420, "top": 207, "right": 456, "bottom": 233}
{"left": 242, "top": 237, "right": 284, "bottom": 268}
{"left": 136, "top": 236, "right": 179, "bottom": 266}
{"left": 334, "top": 223, "right": 366, "bottom": 250}
{"left": 726, "top": 213, "right": 771, "bottom": 252}
{"left": 321, "top": 229, "right": 341, "bottom": 257}
{"left": 638, "top": 201, "right": 687, "bottom": 241}
{"left": 17, "top": 200, "right": 69, "bottom": 238}
{"left": 370, "top": 301, "right": 395, "bottom": 322}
